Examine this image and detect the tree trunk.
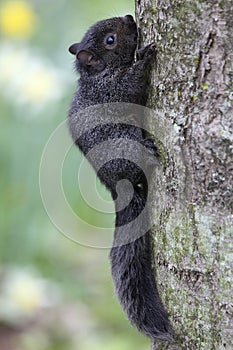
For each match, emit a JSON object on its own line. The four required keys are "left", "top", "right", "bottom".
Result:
{"left": 135, "top": 1, "right": 233, "bottom": 349}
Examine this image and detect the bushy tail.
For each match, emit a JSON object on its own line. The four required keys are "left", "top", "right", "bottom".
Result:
{"left": 110, "top": 188, "right": 172, "bottom": 340}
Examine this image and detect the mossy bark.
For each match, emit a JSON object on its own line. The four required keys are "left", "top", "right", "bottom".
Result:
{"left": 135, "top": 1, "right": 233, "bottom": 349}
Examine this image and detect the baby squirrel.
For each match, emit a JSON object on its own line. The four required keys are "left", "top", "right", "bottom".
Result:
{"left": 68, "top": 15, "right": 171, "bottom": 340}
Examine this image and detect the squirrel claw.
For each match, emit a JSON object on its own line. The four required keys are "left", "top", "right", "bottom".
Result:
{"left": 141, "top": 138, "right": 160, "bottom": 167}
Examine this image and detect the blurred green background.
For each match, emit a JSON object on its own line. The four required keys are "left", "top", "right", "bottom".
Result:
{"left": 0, "top": 1, "right": 149, "bottom": 349}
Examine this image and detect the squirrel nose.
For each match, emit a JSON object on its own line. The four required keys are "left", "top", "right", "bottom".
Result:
{"left": 123, "top": 14, "right": 135, "bottom": 24}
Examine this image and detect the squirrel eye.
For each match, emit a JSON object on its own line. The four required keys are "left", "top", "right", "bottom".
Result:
{"left": 105, "top": 34, "right": 117, "bottom": 48}
{"left": 106, "top": 35, "right": 115, "bottom": 45}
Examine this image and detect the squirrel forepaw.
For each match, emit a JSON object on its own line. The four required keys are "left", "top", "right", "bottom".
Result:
{"left": 137, "top": 43, "right": 157, "bottom": 61}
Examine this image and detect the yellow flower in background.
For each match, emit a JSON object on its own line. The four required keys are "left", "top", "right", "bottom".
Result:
{"left": 0, "top": 267, "right": 60, "bottom": 325}
{"left": 0, "top": 1, "right": 36, "bottom": 38}
{"left": 8, "top": 274, "right": 45, "bottom": 312}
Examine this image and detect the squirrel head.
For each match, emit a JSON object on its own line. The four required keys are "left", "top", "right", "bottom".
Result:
{"left": 69, "top": 15, "right": 138, "bottom": 75}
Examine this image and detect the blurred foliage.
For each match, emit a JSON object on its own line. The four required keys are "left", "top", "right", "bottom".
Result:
{"left": 0, "top": 0, "right": 149, "bottom": 349}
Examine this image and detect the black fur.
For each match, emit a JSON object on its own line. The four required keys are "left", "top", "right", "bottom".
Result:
{"left": 68, "top": 15, "right": 172, "bottom": 340}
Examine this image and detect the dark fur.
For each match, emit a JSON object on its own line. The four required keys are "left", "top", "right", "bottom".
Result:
{"left": 68, "top": 15, "right": 172, "bottom": 340}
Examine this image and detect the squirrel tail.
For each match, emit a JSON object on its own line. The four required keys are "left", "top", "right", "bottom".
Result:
{"left": 110, "top": 186, "right": 172, "bottom": 341}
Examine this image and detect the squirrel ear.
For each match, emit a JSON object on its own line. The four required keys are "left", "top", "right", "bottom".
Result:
{"left": 77, "top": 50, "right": 105, "bottom": 71}
{"left": 69, "top": 43, "right": 80, "bottom": 55}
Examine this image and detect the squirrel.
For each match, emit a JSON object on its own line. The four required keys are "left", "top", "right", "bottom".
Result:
{"left": 68, "top": 15, "right": 172, "bottom": 341}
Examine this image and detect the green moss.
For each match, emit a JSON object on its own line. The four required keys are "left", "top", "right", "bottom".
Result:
{"left": 193, "top": 95, "right": 198, "bottom": 101}
{"left": 145, "top": 5, "right": 157, "bottom": 17}
{"left": 194, "top": 56, "right": 200, "bottom": 66}
{"left": 202, "top": 83, "right": 209, "bottom": 90}
{"left": 155, "top": 139, "right": 168, "bottom": 168}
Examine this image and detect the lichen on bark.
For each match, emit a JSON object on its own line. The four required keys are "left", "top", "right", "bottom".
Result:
{"left": 136, "top": 1, "right": 233, "bottom": 349}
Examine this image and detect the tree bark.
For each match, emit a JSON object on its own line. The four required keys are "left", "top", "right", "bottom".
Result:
{"left": 135, "top": 1, "right": 233, "bottom": 349}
